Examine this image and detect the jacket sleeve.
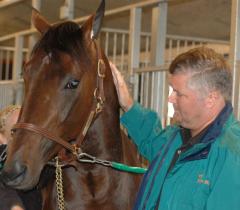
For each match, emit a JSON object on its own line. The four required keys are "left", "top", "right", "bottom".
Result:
{"left": 206, "top": 151, "right": 240, "bottom": 210}
{"left": 120, "top": 102, "right": 165, "bottom": 161}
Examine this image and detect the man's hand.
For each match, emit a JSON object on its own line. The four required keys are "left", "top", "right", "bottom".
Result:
{"left": 110, "top": 62, "right": 134, "bottom": 112}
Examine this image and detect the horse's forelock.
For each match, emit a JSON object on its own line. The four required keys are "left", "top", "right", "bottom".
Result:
{"left": 32, "top": 21, "right": 85, "bottom": 58}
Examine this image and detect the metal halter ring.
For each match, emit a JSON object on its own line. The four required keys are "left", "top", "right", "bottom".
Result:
{"left": 98, "top": 59, "right": 105, "bottom": 78}
{"left": 72, "top": 144, "right": 81, "bottom": 156}
{"left": 94, "top": 88, "right": 104, "bottom": 102}
{"left": 94, "top": 88, "right": 99, "bottom": 99}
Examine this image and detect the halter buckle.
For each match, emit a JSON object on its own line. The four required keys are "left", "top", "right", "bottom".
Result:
{"left": 96, "top": 101, "right": 103, "bottom": 114}
{"left": 72, "top": 144, "right": 81, "bottom": 156}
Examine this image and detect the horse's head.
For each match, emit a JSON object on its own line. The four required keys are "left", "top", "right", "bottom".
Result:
{"left": 1, "top": 0, "right": 119, "bottom": 190}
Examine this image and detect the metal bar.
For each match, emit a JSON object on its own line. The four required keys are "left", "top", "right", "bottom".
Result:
{"left": 129, "top": 7, "right": 142, "bottom": 101}
{"left": 145, "top": 35, "right": 150, "bottom": 66}
{"left": 168, "top": 39, "right": 173, "bottom": 64}
{"left": 184, "top": 40, "right": 188, "bottom": 52}
{"left": 5, "top": 51, "right": 10, "bottom": 80}
{"left": 104, "top": 32, "right": 109, "bottom": 56}
{"left": 167, "top": 34, "right": 229, "bottom": 44}
{"left": 13, "top": 35, "right": 23, "bottom": 81}
{"left": 134, "top": 65, "right": 168, "bottom": 73}
{"left": 102, "top": 28, "right": 129, "bottom": 34}
{"left": 144, "top": 72, "right": 149, "bottom": 107}
{"left": 191, "top": 41, "right": 196, "bottom": 48}
{"left": 176, "top": 39, "right": 180, "bottom": 56}
{"left": 0, "top": 28, "right": 229, "bottom": 46}
{"left": 120, "top": 34, "right": 126, "bottom": 71}
{"left": 150, "top": 72, "right": 155, "bottom": 109}
{"left": 75, "top": 0, "right": 167, "bottom": 23}
{"left": 156, "top": 72, "right": 161, "bottom": 114}
{"left": 0, "top": 0, "right": 23, "bottom": 7}
{"left": 128, "top": 7, "right": 141, "bottom": 75}
{"left": 162, "top": 72, "right": 168, "bottom": 127}
{"left": 150, "top": 2, "right": 168, "bottom": 123}
{"left": 1, "top": 51, "right": 6, "bottom": 80}
{"left": 0, "top": 47, "right": 15, "bottom": 51}
{"left": 140, "top": 73, "right": 144, "bottom": 105}
{"left": 151, "top": 4, "right": 167, "bottom": 66}
{"left": 63, "top": 0, "right": 75, "bottom": 20}
{"left": 0, "top": 50, "right": 3, "bottom": 80}
{"left": 0, "top": 82, "right": 15, "bottom": 109}
{"left": 133, "top": 74, "right": 139, "bottom": 103}
{"left": 113, "top": 33, "right": 117, "bottom": 64}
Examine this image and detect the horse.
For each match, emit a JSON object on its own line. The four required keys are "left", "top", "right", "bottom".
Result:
{"left": 0, "top": 1, "right": 142, "bottom": 209}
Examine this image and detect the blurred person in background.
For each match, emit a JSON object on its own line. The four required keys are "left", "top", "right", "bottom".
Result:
{"left": 0, "top": 105, "right": 42, "bottom": 210}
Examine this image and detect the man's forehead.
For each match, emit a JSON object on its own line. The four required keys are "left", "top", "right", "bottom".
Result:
{"left": 169, "top": 72, "right": 192, "bottom": 84}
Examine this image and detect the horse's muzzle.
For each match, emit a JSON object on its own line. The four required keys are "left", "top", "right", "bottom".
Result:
{"left": 0, "top": 161, "right": 27, "bottom": 188}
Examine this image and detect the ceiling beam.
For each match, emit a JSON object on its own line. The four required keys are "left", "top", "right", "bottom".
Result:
{"left": 75, "top": 0, "right": 167, "bottom": 23}
{"left": 0, "top": 0, "right": 23, "bottom": 8}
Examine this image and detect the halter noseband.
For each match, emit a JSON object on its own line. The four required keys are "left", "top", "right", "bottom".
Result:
{"left": 12, "top": 42, "right": 106, "bottom": 157}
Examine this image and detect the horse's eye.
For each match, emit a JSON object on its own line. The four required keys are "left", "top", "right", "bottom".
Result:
{"left": 65, "top": 79, "right": 80, "bottom": 89}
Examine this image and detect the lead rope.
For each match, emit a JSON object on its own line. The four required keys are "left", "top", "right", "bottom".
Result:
{"left": 77, "top": 153, "right": 147, "bottom": 174}
{"left": 55, "top": 157, "right": 65, "bottom": 210}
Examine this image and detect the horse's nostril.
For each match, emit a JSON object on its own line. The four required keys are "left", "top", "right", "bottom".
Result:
{"left": 0, "top": 161, "right": 27, "bottom": 185}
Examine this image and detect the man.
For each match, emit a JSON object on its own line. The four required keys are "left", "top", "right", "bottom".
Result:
{"left": 0, "top": 105, "right": 42, "bottom": 210}
{"left": 111, "top": 47, "right": 240, "bottom": 210}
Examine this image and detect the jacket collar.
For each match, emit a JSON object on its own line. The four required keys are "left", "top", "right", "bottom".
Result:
{"left": 180, "top": 102, "right": 233, "bottom": 161}
{"left": 200, "top": 101, "right": 233, "bottom": 144}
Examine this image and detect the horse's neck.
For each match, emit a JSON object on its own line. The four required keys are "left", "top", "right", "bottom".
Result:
{"left": 41, "top": 107, "right": 141, "bottom": 210}
{"left": 83, "top": 103, "right": 123, "bottom": 161}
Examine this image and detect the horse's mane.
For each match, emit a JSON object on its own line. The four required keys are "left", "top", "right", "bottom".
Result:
{"left": 32, "top": 21, "right": 85, "bottom": 58}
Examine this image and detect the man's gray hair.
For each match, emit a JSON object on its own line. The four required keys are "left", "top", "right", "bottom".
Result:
{"left": 169, "top": 47, "right": 232, "bottom": 101}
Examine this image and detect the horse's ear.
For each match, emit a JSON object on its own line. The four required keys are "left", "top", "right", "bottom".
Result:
{"left": 32, "top": 9, "right": 50, "bottom": 34}
{"left": 82, "top": 0, "right": 105, "bottom": 40}
{"left": 92, "top": 0, "right": 105, "bottom": 39}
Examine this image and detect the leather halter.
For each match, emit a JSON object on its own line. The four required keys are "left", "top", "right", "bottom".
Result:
{"left": 12, "top": 41, "right": 106, "bottom": 157}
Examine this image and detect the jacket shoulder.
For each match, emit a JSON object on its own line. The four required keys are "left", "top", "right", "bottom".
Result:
{"left": 219, "top": 119, "right": 240, "bottom": 156}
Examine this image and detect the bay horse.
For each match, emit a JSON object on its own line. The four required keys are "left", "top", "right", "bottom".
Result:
{"left": 0, "top": 1, "right": 142, "bottom": 209}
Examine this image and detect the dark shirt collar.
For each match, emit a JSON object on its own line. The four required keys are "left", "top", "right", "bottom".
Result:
{"left": 181, "top": 125, "right": 210, "bottom": 145}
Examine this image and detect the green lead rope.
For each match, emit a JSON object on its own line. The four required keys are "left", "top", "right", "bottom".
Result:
{"left": 111, "top": 162, "right": 147, "bottom": 174}
{"left": 77, "top": 152, "right": 147, "bottom": 174}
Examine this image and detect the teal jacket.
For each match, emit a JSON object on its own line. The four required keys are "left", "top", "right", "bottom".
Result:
{"left": 121, "top": 102, "right": 240, "bottom": 210}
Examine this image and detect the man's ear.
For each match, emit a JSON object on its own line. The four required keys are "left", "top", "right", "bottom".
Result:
{"left": 205, "top": 90, "right": 220, "bottom": 108}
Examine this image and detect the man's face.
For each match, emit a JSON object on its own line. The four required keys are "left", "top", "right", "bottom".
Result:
{"left": 168, "top": 72, "right": 207, "bottom": 130}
